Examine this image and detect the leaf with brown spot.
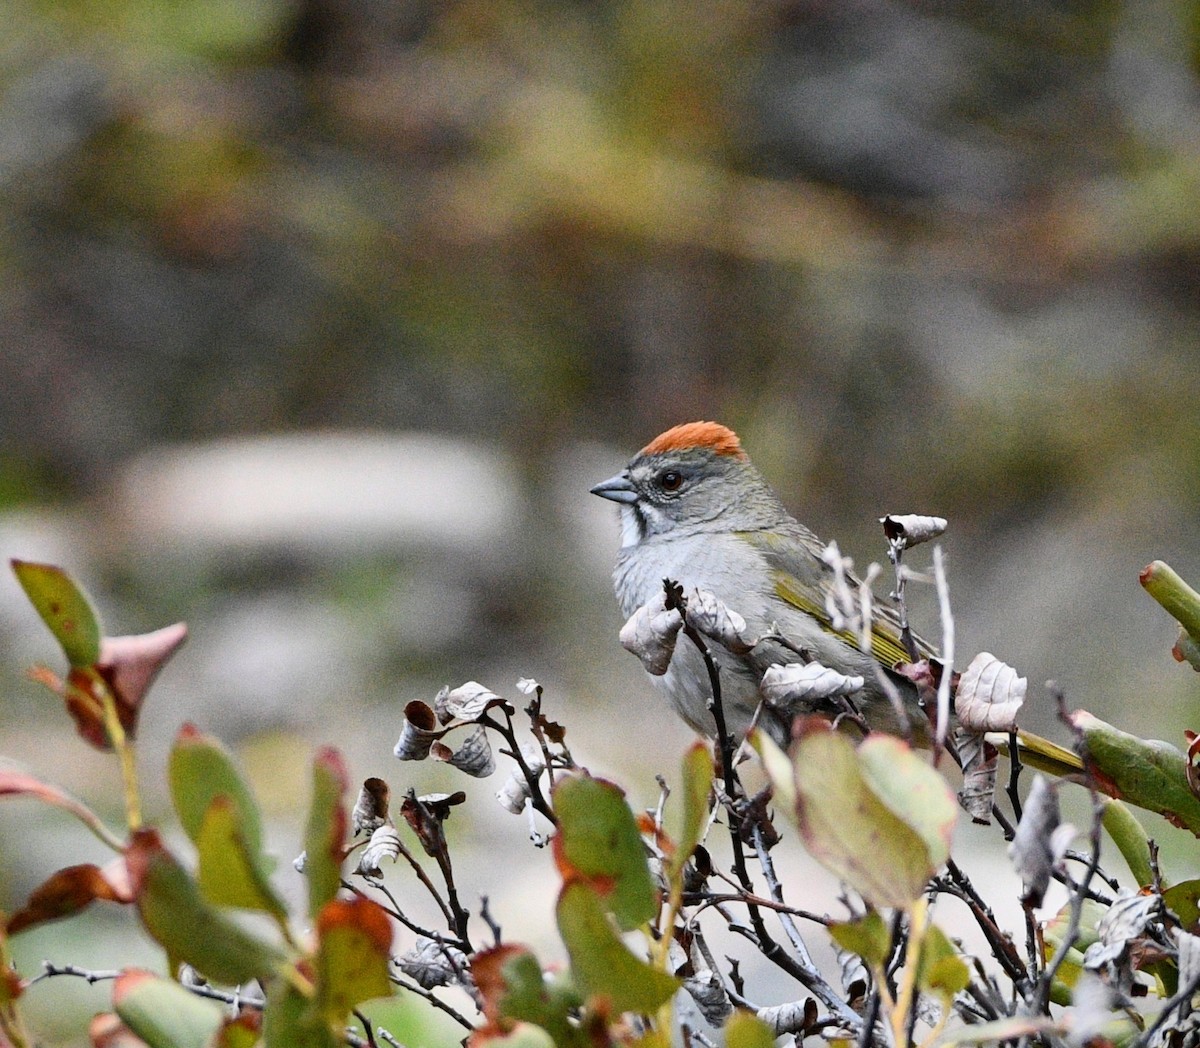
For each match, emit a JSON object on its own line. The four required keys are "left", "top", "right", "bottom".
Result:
{"left": 12, "top": 560, "right": 102, "bottom": 667}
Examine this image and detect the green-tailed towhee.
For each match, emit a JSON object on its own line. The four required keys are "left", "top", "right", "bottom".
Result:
{"left": 591, "top": 421, "right": 931, "bottom": 748}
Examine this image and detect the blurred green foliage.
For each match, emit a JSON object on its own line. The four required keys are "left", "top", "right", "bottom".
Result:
{"left": 6, "top": 0, "right": 1200, "bottom": 488}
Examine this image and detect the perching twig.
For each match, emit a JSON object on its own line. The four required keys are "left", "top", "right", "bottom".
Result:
{"left": 1028, "top": 686, "right": 1106, "bottom": 1016}
{"left": 666, "top": 583, "right": 863, "bottom": 1031}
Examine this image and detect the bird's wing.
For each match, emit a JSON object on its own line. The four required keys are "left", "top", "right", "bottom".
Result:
{"left": 740, "top": 528, "right": 934, "bottom": 670}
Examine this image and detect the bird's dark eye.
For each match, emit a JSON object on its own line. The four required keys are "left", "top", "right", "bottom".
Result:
{"left": 659, "top": 469, "right": 684, "bottom": 492}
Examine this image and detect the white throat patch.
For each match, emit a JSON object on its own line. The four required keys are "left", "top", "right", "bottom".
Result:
{"left": 619, "top": 506, "right": 641, "bottom": 548}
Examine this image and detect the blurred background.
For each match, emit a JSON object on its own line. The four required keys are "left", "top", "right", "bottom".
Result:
{"left": 4, "top": 0, "right": 1200, "bottom": 1040}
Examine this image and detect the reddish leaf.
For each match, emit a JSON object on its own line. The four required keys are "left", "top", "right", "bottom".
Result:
{"left": 109, "top": 969, "right": 157, "bottom": 1005}
{"left": 0, "top": 964, "right": 24, "bottom": 1006}
{"left": 95, "top": 624, "right": 188, "bottom": 728}
{"left": 314, "top": 896, "right": 394, "bottom": 1021}
{"left": 471, "top": 945, "right": 582, "bottom": 1047}
{"left": 538, "top": 717, "right": 566, "bottom": 745}
{"left": 64, "top": 667, "right": 116, "bottom": 748}
{"left": 89, "top": 1013, "right": 148, "bottom": 1048}
{"left": 399, "top": 791, "right": 465, "bottom": 858}
{"left": 473, "top": 945, "right": 529, "bottom": 1030}
{"left": 316, "top": 895, "right": 392, "bottom": 954}
{"left": 29, "top": 664, "right": 139, "bottom": 751}
{"left": 0, "top": 769, "right": 122, "bottom": 850}
{"left": 25, "top": 626, "right": 186, "bottom": 750}
{"left": 8, "top": 859, "right": 132, "bottom": 934}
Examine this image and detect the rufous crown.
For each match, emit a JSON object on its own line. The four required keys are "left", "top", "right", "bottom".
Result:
{"left": 640, "top": 422, "right": 747, "bottom": 460}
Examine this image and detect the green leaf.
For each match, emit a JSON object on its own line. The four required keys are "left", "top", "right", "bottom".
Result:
{"left": 1141, "top": 561, "right": 1200, "bottom": 643}
{"left": 313, "top": 897, "right": 393, "bottom": 1023}
{"left": 750, "top": 729, "right": 797, "bottom": 813}
{"left": 126, "top": 829, "right": 286, "bottom": 985}
{"left": 552, "top": 774, "right": 656, "bottom": 931}
{"left": 169, "top": 725, "right": 267, "bottom": 858}
{"left": 196, "top": 796, "right": 287, "bottom": 918}
{"left": 857, "top": 736, "right": 957, "bottom": 866}
{"left": 1101, "top": 799, "right": 1155, "bottom": 887}
{"left": 724, "top": 1010, "right": 777, "bottom": 1048}
{"left": 917, "top": 923, "right": 970, "bottom": 1002}
{"left": 1047, "top": 948, "right": 1085, "bottom": 1004}
{"left": 1071, "top": 711, "right": 1200, "bottom": 836}
{"left": 112, "top": 968, "right": 224, "bottom": 1048}
{"left": 789, "top": 727, "right": 957, "bottom": 908}
{"left": 667, "top": 743, "right": 713, "bottom": 880}
{"left": 12, "top": 560, "right": 102, "bottom": 667}
{"left": 168, "top": 725, "right": 285, "bottom": 916}
{"left": 473, "top": 946, "right": 583, "bottom": 1048}
{"left": 304, "top": 747, "right": 349, "bottom": 921}
{"left": 556, "top": 882, "right": 679, "bottom": 1014}
{"left": 1163, "top": 879, "right": 1200, "bottom": 931}
{"left": 830, "top": 911, "right": 891, "bottom": 967}
{"left": 263, "top": 977, "right": 337, "bottom": 1048}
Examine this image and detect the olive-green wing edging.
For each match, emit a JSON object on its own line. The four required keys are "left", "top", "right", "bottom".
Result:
{"left": 771, "top": 571, "right": 914, "bottom": 668}
{"left": 738, "top": 528, "right": 931, "bottom": 669}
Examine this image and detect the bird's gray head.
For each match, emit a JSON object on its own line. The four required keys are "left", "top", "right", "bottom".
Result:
{"left": 590, "top": 421, "right": 786, "bottom": 546}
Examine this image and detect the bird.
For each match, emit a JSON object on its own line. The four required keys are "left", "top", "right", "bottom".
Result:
{"left": 590, "top": 420, "right": 936, "bottom": 750}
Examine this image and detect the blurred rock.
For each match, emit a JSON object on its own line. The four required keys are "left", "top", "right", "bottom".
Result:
{"left": 112, "top": 431, "right": 522, "bottom": 567}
